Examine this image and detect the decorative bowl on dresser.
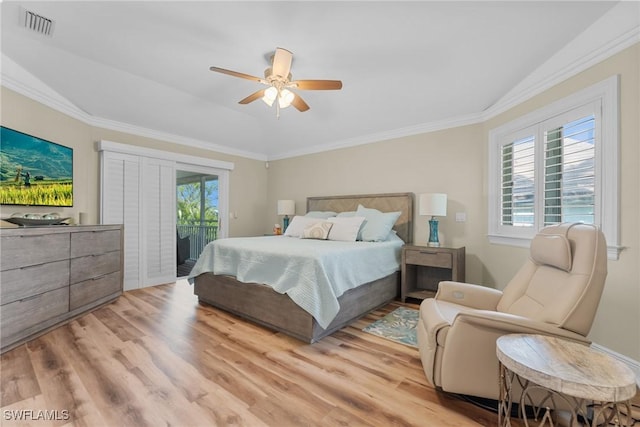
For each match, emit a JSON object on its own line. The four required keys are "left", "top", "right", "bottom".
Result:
{"left": 0, "top": 224, "right": 124, "bottom": 353}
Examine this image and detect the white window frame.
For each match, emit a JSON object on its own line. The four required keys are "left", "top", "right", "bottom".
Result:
{"left": 488, "top": 75, "right": 620, "bottom": 259}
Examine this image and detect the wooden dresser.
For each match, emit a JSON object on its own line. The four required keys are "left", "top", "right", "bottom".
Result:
{"left": 0, "top": 224, "right": 123, "bottom": 353}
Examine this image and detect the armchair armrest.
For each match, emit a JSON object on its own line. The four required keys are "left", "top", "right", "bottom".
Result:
{"left": 435, "top": 281, "right": 503, "bottom": 311}
{"left": 453, "top": 310, "right": 590, "bottom": 344}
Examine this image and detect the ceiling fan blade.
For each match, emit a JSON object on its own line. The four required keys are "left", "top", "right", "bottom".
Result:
{"left": 291, "top": 94, "right": 310, "bottom": 112}
{"left": 238, "top": 89, "right": 266, "bottom": 104}
{"left": 272, "top": 48, "right": 293, "bottom": 79}
{"left": 210, "top": 66, "right": 263, "bottom": 83}
{"left": 291, "top": 80, "right": 343, "bottom": 90}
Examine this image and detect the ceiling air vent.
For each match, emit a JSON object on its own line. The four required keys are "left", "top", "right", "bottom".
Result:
{"left": 21, "top": 8, "right": 55, "bottom": 37}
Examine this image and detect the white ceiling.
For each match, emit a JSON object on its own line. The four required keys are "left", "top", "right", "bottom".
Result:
{"left": 1, "top": 1, "right": 636, "bottom": 160}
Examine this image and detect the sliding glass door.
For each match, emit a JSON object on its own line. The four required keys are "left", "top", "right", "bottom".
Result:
{"left": 176, "top": 171, "right": 220, "bottom": 277}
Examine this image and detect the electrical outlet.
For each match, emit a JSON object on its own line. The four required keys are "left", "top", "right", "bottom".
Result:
{"left": 455, "top": 212, "right": 466, "bottom": 222}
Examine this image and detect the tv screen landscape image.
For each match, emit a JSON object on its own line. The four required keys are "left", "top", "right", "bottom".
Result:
{"left": 0, "top": 126, "right": 73, "bottom": 207}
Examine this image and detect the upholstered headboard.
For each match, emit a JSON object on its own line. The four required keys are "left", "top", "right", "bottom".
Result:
{"left": 306, "top": 192, "right": 414, "bottom": 244}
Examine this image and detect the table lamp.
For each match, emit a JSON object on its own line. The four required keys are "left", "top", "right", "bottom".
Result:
{"left": 419, "top": 193, "right": 447, "bottom": 247}
{"left": 277, "top": 200, "right": 295, "bottom": 232}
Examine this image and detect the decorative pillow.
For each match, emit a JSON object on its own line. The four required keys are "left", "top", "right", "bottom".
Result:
{"left": 355, "top": 205, "right": 401, "bottom": 242}
{"left": 302, "top": 222, "right": 333, "bottom": 240}
{"left": 284, "top": 216, "right": 323, "bottom": 238}
{"left": 383, "top": 230, "right": 404, "bottom": 243}
{"left": 336, "top": 211, "right": 356, "bottom": 217}
{"left": 305, "top": 211, "right": 337, "bottom": 219}
{"left": 326, "top": 216, "right": 366, "bottom": 242}
{"left": 530, "top": 233, "right": 572, "bottom": 272}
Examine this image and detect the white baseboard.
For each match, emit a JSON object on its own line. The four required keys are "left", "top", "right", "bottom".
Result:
{"left": 591, "top": 343, "right": 640, "bottom": 388}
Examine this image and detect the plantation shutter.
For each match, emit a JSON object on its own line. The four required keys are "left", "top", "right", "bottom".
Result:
{"left": 501, "top": 134, "right": 535, "bottom": 227}
{"left": 100, "top": 149, "right": 176, "bottom": 289}
{"left": 100, "top": 151, "right": 141, "bottom": 290}
{"left": 141, "top": 157, "right": 176, "bottom": 286}
{"left": 543, "top": 115, "right": 596, "bottom": 226}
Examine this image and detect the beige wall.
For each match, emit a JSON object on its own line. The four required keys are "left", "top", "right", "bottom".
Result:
{"left": 0, "top": 87, "right": 268, "bottom": 238}
{"left": 267, "top": 124, "right": 488, "bottom": 283}
{"left": 268, "top": 44, "right": 640, "bottom": 362}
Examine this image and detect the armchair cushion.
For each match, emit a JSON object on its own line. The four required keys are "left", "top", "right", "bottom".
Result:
{"left": 435, "top": 281, "right": 503, "bottom": 310}
{"left": 530, "top": 233, "right": 572, "bottom": 271}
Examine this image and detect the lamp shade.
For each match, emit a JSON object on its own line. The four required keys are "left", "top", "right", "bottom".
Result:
{"left": 419, "top": 193, "right": 447, "bottom": 217}
{"left": 262, "top": 86, "right": 277, "bottom": 106}
{"left": 277, "top": 199, "right": 295, "bottom": 216}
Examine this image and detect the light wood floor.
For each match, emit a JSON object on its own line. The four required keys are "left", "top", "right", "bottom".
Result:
{"left": 1, "top": 281, "right": 634, "bottom": 427}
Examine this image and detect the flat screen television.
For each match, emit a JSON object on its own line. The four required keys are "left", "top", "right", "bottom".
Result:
{"left": 0, "top": 126, "right": 73, "bottom": 207}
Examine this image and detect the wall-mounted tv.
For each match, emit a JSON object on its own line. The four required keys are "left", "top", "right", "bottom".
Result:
{"left": 0, "top": 126, "right": 73, "bottom": 207}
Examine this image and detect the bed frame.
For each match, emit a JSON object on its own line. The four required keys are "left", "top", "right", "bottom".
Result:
{"left": 194, "top": 192, "right": 414, "bottom": 343}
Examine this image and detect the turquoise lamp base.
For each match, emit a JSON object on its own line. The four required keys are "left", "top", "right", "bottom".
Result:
{"left": 427, "top": 217, "right": 441, "bottom": 247}
{"left": 283, "top": 215, "right": 290, "bottom": 232}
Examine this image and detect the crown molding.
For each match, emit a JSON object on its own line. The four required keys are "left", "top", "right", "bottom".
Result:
{"left": 268, "top": 9, "right": 639, "bottom": 160}
{"left": 89, "top": 115, "right": 267, "bottom": 161}
{"left": 483, "top": 4, "right": 640, "bottom": 122}
{"left": 1, "top": 54, "right": 267, "bottom": 162}
{"left": 267, "top": 111, "right": 484, "bottom": 161}
{"left": 1, "top": 61, "right": 93, "bottom": 124}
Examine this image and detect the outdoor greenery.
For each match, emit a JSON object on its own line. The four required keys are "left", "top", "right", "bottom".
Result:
{"left": 176, "top": 179, "right": 218, "bottom": 225}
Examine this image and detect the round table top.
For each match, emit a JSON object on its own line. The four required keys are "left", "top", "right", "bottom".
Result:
{"left": 496, "top": 334, "right": 637, "bottom": 402}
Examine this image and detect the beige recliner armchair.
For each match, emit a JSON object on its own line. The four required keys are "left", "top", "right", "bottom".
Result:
{"left": 416, "top": 223, "right": 608, "bottom": 400}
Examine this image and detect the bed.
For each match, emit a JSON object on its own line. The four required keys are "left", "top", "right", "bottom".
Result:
{"left": 190, "top": 192, "right": 414, "bottom": 343}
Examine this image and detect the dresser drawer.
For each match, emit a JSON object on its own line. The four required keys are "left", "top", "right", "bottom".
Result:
{"left": 70, "top": 271, "right": 122, "bottom": 311}
{"left": 0, "top": 233, "right": 70, "bottom": 271}
{"left": 70, "top": 251, "right": 121, "bottom": 284}
{"left": 404, "top": 249, "right": 452, "bottom": 268}
{"left": 0, "top": 287, "right": 69, "bottom": 342}
{"left": 0, "top": 260, "right": 69, "bottom": 305}
{"left": 71, "top": 229, "right": 121, "bottom": 258}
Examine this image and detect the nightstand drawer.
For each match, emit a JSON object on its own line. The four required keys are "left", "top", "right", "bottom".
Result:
{"left": 404, "top": 250, "right": 452, "bottom": 268}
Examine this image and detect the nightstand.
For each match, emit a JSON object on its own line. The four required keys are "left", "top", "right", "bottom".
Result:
{"left": 401, "top": 245, "right": 465, "bottom": 302}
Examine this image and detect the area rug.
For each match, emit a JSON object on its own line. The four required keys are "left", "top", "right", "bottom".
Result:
{"left": 362, "top": 307, "right": 419, "bottom": 347}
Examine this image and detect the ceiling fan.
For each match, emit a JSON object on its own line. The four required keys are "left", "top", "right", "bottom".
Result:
{"left": 210, "top": 47, "right": 342, "bottom": 117}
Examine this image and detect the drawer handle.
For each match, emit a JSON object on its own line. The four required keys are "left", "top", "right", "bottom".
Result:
{"left": 20, "top": 293, "right": 41, "bottom": 302}
{"left": 20, "top": 263, "right": 47, "bottom": 270}
{"left": 419, "top": 251, "right": 440, "bottom": 255}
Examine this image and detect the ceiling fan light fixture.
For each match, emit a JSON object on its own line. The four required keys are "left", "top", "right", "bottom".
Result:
{"left": 210, "top": 47, "right": 342, "bottom": 115}
{"left": 262, "top": 86, "right": 277, "bottom": 106}
{"left": 278, "top": 89, "right": 294, "bottom": 109}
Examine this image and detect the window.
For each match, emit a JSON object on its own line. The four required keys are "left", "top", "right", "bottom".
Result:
{"left": 488, "top": 76, "right": 620, "bottom": 259}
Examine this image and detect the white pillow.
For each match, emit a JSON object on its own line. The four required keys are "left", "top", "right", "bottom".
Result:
{"left": 305, "top": 211, "right": 337, "bottom": 219}
{"left": 284, "top": 216, "right": 323, "bottom": 238}
{"left": 327, "top": 216, "right": 366, "bottom": 242}
{"left": 302, "top": 221, "right": 333, "bottom": 240}
{"left": 356, "top": 204, "right": 402, "bottom": 242}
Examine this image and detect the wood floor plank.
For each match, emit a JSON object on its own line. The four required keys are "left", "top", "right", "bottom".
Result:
{"left": 0, "top": 345, "right": 41, "bottom": 407}
{"left": 1, "top": 280, "right": 587, "bottom": 426}
{"left": 90, "top": 307, "right": 145, "bottom": 343}
{"left": 26, "top": 334, "right": 106, "bottom": 427}
{"left": 50, "top": 321, "right": 165, "bottom": 427}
